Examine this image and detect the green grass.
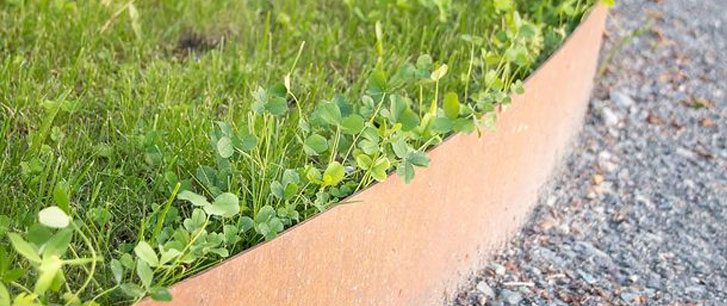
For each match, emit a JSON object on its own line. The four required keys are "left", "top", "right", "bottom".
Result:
{"left": 0, "top": 0, "right": 598, "bottom": 304}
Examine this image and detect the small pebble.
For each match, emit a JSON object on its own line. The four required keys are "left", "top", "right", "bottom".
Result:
{"left": 499, "top": 289, "right": 522, "bottom": 305}
{"left": 676, "top": 147, "right": 697, "bottom": 160}
{"left": 601, "top": 106, "right": 620, "bottom": 126}
{"left": 492, "top": 264, "right": 506, "bottom": 276}
{"left": 611, "top": 91, "right": 636, "bottom": 108}
{"left": 476, "top": 281, "right": 495, "bottom": 298}
{"left": 578, "top": 270, "right": 598, "bottom": 284}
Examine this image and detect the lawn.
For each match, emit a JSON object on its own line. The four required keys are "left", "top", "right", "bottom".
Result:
{"left": 0, "top": 0, "right": 597, "bottom": 304}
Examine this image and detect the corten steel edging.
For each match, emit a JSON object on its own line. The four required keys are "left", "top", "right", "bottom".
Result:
{"left": 142, "top": 5, "right": 607, "bottom": 306}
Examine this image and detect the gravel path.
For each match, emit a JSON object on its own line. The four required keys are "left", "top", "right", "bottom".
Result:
{"left": 451, "top": 0, "right": 727, "bottom": 305}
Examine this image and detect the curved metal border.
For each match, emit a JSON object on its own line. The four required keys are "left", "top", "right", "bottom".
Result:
{"left": 142, "top": 5, "right": 608, "bottom": 305}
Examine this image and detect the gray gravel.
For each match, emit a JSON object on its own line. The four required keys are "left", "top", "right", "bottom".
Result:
{"left": 451, "top": 0, "right": 727, "bottom": 305}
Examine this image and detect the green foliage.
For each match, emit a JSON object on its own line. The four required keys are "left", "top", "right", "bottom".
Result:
{"left": 322, "top": 162, "right": 346, "bottom": 187}
{"left": 303, "top": 134, "right": 329, "bottom": 156}
{"left": 443, "top": 92, "right": 461, "bottom": 119}
{"left": 37, "top": 207, "right": 71, "bottom": 229}
{"left": 0, "top": 0, "right": 597, "bottom": 304}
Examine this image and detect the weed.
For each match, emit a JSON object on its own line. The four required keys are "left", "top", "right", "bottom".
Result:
{"left": 0, "top": 0, "right": 607, "bottom": 304}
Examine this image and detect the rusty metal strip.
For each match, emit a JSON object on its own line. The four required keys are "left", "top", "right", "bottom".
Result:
{"left": 141, "top": 5, "right": 608, "bottom": 305}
